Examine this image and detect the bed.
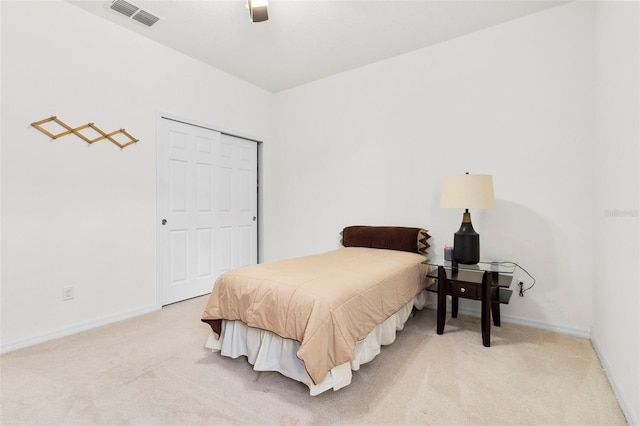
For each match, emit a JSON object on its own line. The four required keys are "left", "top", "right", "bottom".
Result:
{"left": 201, "top": 226, "right": 432, "bottom": 395}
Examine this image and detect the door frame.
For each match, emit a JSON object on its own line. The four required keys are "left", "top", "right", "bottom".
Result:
{"left": 155, "top": 111, "right": 264, "bottom": 308}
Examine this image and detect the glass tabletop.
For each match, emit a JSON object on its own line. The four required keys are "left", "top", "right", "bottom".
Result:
{"left": 423, "top": 255, "right": 516, "bottom": 274}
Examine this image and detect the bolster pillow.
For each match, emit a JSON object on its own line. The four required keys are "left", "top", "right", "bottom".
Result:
{"left": 341, "top": 226, "right": 430, "bottom": 254}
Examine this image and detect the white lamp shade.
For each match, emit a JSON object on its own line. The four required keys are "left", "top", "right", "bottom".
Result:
{"left": 440, "top": 174, "right": 495, "bottom": 209}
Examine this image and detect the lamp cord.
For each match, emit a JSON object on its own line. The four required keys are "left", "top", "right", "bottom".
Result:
{"left": 492, "top": 261, "right": 536, "bottom": 296}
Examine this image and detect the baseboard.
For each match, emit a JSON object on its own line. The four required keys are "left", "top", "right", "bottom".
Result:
{"left": 591, "top": 335, "right": 637, "bottom": 426}
{"left": 0, "top": 304, "right": 160, "bottom": 354}
{"left": 454, "top": 306, "right": 592, "bottom": 338}
{"left": 497, "top": 313, "right": 591, "bottom": 339}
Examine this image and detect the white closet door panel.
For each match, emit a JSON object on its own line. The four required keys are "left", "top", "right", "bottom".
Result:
{"left": 219, "top": 167, "right": 232, "bottom": 212}
{"left": 197, "top": 227, "right": 213, "bottom": 278}
{"left": 169, "top": 229, "right": 188, "bottom": 284}
{"left": 196, "top": 163, "right": 213, "bottom": 212}
{"left": 169, "top": 160, "right": 188, "bottom": 214}
{"left": 216, "top": 226, "right": 233, "bottom": 274}
{"left": 216, "top": 135, "right": 258, "bottom": 269}
{"left": 237, "top": 225, "right": 252, "bottom": 267}
{"left": 161, "top": 119, "right": 218, "bottom": 305}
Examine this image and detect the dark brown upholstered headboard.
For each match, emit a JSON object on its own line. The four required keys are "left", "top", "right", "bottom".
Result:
{"left": 341, "top": 226, "right": 430, "bottom": 254}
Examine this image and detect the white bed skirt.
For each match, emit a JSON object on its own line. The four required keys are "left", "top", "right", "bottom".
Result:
{"left": 205, "top": 290, "right": 430, "bottom": 396}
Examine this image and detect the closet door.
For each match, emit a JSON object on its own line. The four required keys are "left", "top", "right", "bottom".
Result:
{"left": 158, "top": 118, "right": 257, "bottom": 305}
{"left": 215, "top": 134, "right": 258, "bottom": 271}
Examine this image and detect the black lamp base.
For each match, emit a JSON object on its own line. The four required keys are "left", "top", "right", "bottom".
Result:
{"left": 453, "top": 211, "right": 480, "bottom": 264}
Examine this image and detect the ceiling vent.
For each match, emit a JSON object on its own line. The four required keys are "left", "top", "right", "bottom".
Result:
{"left": 107, "top": 0, "right": 161, "bottom": 27}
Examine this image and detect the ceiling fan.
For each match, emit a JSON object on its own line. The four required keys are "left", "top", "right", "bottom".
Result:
{"left": 247, "top": 0, "right": 269, "bottom": 23}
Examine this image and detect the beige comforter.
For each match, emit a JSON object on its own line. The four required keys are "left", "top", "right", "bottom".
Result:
{"left": 201, "top": 247, "right": 429, "bottom": 384}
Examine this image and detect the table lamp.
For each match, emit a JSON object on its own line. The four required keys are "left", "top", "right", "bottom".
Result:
{"left": 440, "top": 173, "right": 494, "bottom": 264}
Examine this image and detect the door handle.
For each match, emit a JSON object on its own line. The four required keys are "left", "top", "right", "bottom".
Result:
{"left": 252, "top": 216, "right": 257, "bottom": 221}
{"left": 162, "top": 219, "right": 167, "bottom": 225}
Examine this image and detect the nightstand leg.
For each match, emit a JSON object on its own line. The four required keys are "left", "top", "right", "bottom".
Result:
{"left": 481, "top": 271, "right": 491, "bottom": 347}
{"left": 452, "top": 296, "right": 459, "bottom": 318}
{"left": 491, "top": 270, "right": 502, "bottom": 326}
{"left": 491, "top": 301, "right": 501, "bottom": 326}
{"left": 437, "top": 266, "right": 446, "bottom": 335}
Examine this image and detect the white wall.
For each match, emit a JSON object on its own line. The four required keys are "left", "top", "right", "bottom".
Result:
{"left": 269, "top": 2, "right": 595, "bottom": 335}
{"left": 0, "top": 1, "right": 271, "bottom": 350}
{"left": 592, "top": 2, "right": 640, "bottom": 424}
{"left": 2, "top": 1, "right": 637, "bottom": 422}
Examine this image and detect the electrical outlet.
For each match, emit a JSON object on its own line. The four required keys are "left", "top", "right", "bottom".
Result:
{"left": 63, "top": 285, "right": 74, "bottom": 301}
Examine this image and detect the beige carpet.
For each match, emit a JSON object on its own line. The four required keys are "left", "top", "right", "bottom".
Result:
{"left": 0, "top": 295, "right": 626, "bottom": 425}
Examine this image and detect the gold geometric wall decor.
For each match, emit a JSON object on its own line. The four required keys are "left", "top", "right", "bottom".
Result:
{"left": 31, "top": 116, "right": 139, "bottom": 149}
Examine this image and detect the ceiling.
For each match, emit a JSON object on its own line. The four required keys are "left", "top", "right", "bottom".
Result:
{"left": 69, "top": 0, "right": 566, "bottom": 93}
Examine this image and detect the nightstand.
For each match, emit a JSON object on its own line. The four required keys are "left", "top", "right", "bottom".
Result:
{"left": 423, "top": 256, "right": 515, "bottom": 347}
